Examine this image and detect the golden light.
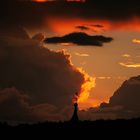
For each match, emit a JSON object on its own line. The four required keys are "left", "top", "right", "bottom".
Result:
{"left": 132, "top": 39, "right": 140, "bottom": 44}
{"left": 77, "top": 68, "right": 96, "bottom": 103}
{"left": 58, "top": 50, "right": 95, "bottom": 106}
{"left": 75, "top": 53, "right": 89, "bottom": 57}
{"left": 46, "top": 18, "right": 111, "bottom": 35}
{"left": 119, "top": 62, "right": 140, "bottom": 68}
{"left": 60, "top": 43, "right": 74, "bottom": 46}
{"left": 122, "top": 54, "right": 131, "bottom": 58}
{"left": 72, "top": 92, "right": 79, "bottom": 104}
{"left": 46, "top": 17, "right": 140, "bottom": 35}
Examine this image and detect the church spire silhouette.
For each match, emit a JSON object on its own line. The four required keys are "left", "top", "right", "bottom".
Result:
{"left": 71, "top": 92, "right": 79, "bottom": 122}
{"left": 71, "top": 102, "right": 79, "bottom": 122}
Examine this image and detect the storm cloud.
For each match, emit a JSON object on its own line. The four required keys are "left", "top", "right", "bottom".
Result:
{"left": 0, "top": 27, "right": 90, "bottom": 122}
{"left": 1, "top": 0, "right": 140, "bottom": 30}
{"left": 80, "top": 75, "right": 140, "bottom": 120}
{"left": 45, "top": 32, "right": 113, "bottom": 46}
{"left": 1, "top": 1, "right": 140, "bottom": 24}
{"left": 109, "top": 75, "right": 140, "bottom": 111}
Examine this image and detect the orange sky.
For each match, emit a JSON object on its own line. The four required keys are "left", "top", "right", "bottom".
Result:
{"left": 46, "top": 17, "right": 140, "bottom": 35}
{"left": 45, "top": 18, "right": 140, "bottom": 109}
{"left": 26, "top": 7, "right": 140, "bottom": 110}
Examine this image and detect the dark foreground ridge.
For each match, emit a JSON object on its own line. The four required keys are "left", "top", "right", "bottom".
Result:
{"left": 1, "top": 119, "right": 140, "bottom": 138}
{"left": 1, "top": 118, "right": 140, "bottom": 130}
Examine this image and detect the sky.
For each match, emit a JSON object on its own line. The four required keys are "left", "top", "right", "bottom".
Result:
{"left": 0, "top": 0, "right": 140, "bottom": 122}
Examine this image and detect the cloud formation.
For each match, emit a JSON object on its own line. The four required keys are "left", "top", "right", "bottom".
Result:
{"left": 0, "top": 27, "right": 139, "bottom": 122}
{"left": 109, "top": 75, "right": 140, "bottom": 112}
{"left": 80, "top": 75, "right": 140, "bottom": 120}
{"left": 32, "top": 33, "right": 45, "bottom": 42}
{"left": 0, "top": 87, "right": 71, "bottom": 122}
{"left": 75, "top": 53, "right": 89, "bottom": 57}
{"left": 0, "top": 26, "right": 94, "bottom": 122}
{"left": 45, "top": 32, "right": 113, "bottom": 46}
{"left": 119, "top": 62, "right": 140, "bottom": 68}
{"left": 0, "top": 87, "right": 31, "bottom": 122}
{"left": 2, "top": 0, "right": 140, "bottom": 30}
{"left": 132, "top": 39, "right": 140, "bottom": 44}
{"left": 122, "top": 54, "right": 131, "bottom": 58}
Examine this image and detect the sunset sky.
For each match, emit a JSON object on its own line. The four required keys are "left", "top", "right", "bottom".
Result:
{"left": 0, "top": 0, "right": 140, "bottom": 122}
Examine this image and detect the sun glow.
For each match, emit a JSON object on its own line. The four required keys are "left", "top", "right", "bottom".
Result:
{"left": 46, "top": 17, "right": 140, "bottom": 35}
{"left": 75, "top": 68, "right": 96, "bottom": 104}
{"left": 132, "top": 39, "right": 140, "bottom": 44}
{"left": 119, "top": 62, "right": 140, "bottom": 68}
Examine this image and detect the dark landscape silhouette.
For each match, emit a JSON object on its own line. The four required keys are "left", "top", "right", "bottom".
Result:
{"left": 0, "top": 1, "right": 140, "bottom": 136}
{"left": 0, "top": 119, "right": 140, "bottom": 132}
{"left": 71, "top": 103, "right": 79, "bottom": 122}
{"left": 0, "top": 102, "right": 140, "bottom": 132}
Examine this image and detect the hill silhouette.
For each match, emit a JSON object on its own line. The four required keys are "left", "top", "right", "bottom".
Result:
{"left": 1, "top": 118, "right": 140, "bottom": 131}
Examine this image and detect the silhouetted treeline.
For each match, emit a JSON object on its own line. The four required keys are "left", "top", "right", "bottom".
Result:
{"left": 0, "top": 118, "right": 140, "bottom": 130}
{"left": 0, "top": 119, "right": 140, "bottom": 138}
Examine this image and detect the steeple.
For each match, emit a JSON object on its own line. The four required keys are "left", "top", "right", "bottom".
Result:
{"left": 71, "top": 102, "right": 79, "bottom": 122}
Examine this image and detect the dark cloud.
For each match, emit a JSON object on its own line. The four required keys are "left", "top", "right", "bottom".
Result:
{"left": 45, "top": 32, "right": 113, "bottom": 46}
{"left": 109, "top": 75, "right": 140, "bottom": 111}
{"left": 80, "top": 75, "right": 140, "bottom": 120}
{"left": 0, "top": 27, "right": 87, "bottom": 122}
{"left": 0, "top": 26, "right": 139, "bottom": 122}
{"left": 1, "top": 0, "right": 140, "bottom": 30}
{"left": 0, "top": 26, "right": 30, "bottom": 39}
{"left": 0, "top": 87, "right": 31, "bottom": 122}
{"left": 32, "top": 33, "right": 45, "bottom": 42}
{"left": 0, "top": 87, "right": 71, "bottom": 122}
{"left": 75, "top": 26, "right": 90, "bottom": 31}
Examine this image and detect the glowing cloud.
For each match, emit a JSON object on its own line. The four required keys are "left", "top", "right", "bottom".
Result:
{"left": 122, "top": 54, "right": 131, "bottom": 58}
{"left": 75, "top": 53, "right": 89, "bottom": 57}
{"left": 132, "top": 39, "right": 140, "bottom": 44}
{"left": 47, "top": 18, "right": 140, "bottom": 35}
{"left": 72, "top": 68, "right": 95, "bottom": 108}
{"left": 77, "top": 68, "right": 96, "bottom": 104}
{"left": 119, "top": 62, "right": 140, "bottom": 68}
{"left": 98, "top": 77, "right": 111, "bottom": 80}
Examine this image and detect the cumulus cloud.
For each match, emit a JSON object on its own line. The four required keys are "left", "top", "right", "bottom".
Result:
{"left": 0, "top": 26, "right": 95, "bottom": 122}
{"left": 109, "top": 75, "right": 140, "bottom": 111}
{"left": 0, "top": 87, "right": 31, "bottom": 122}
{"left": 80, "top": 75, "right": 140, "bottom": 120}
{"left": 44, "top": 32, "right": 113, "bottom": 46}
{"left": 0, "top": 87, "right": 71, "bottom": 122}
{"left": 0, "top": 26, "right": 30, "bottom": 39}
{"left": 32, "top": 33, "right": 45, "bottom": 42}
{"left": 0, "top": 27, "right": 139, "bottom": 122}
